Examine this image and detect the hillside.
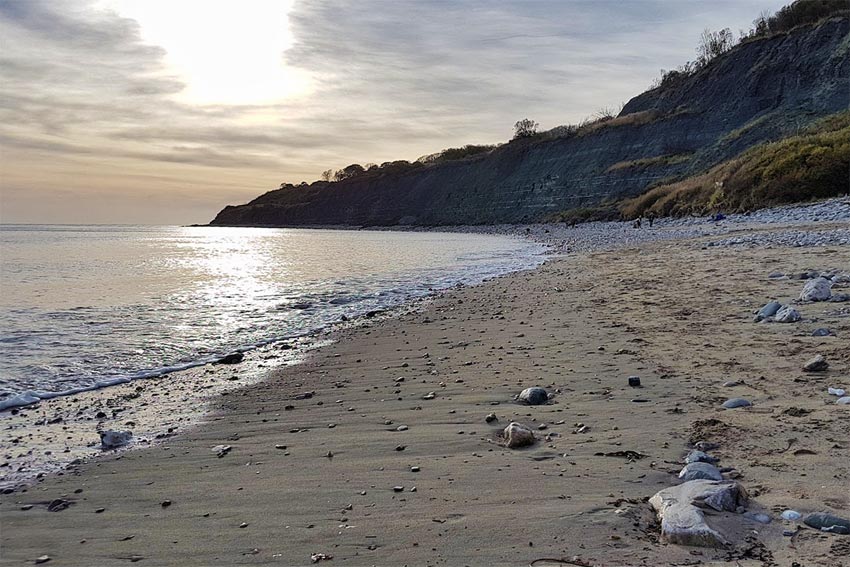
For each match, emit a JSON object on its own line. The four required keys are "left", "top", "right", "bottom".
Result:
{"left": 211, "top": 15, "right": 849, "bottom": 227}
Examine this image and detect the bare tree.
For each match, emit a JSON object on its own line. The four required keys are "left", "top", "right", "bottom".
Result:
{"left": 320, "top": 169, "right": 334, "bottom": 182}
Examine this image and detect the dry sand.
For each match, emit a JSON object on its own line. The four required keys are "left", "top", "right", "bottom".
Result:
{"left": 2, "top": 229, "right": 849, "bottom": 566}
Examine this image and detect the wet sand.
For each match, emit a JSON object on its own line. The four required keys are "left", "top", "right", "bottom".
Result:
{"left": 2, "top": 228, "right": 849, "bottom": 566}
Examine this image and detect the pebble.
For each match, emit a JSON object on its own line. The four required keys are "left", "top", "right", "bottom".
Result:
{"left": 685, "top": 450, "right": 718, "bottom": 464}
{"left": 396, "top": 425, "right": 408, "bottom": 431}
{"left": 774, "top": 305, "right": 801, "bottom": 323}
{"left": 628, "top": 376, "right": 641, "bottom": 387}
{"left": 802, "top": 355, "right": 828, "bottom": 372}
{"left": 35, "top": 556, "right": 51, "bottom": 565}
{"left": 812, "top": 328, "right": 833, "bottom": 337}
{"left": 678, "top": 462, "right": 723, "bottom": 481}
{"left": 503, "top": 422, "right": 535, "bottom": 448}
{"left": 836, "top": 396, "right": 850, "bottom": 405}
{"left": 781, "top": 510, "right": 802, "bottom": 521}
{"left": 827, "top": 387, "right": 846, "bottom": 397}
{"left": 517, "top": 387, "right": 549, "bottom": 405}
{"left": 722, "top": 398, "right": 752, "bottom": 409}
{"left": 485, "top": 413, "right": 497, "bottom": 423}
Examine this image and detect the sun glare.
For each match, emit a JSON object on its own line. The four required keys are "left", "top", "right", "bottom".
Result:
{"left": 103, "top": 0, "right": 311, "bottom": 105}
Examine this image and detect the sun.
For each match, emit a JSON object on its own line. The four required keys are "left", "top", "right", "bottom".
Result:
{"left": 102, "top": 0, "right": 311, "bottom": 106}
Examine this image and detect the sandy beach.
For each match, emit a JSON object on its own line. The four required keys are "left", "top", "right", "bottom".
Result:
{"left": 2, "top": 218, "right": 849, "bottom": 566}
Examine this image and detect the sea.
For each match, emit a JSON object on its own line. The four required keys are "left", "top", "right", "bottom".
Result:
{"left": 0, "top": 225, "right": 546, "bottom": 411}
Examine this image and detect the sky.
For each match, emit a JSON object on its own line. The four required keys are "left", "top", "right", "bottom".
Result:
{"left": 0, "top": 0, "right": 788, "bottom": 225}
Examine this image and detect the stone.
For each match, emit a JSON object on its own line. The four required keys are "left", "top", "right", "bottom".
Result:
{"left": 828, "top": 387, "right": 845, "bottom": 397}
{"left": 781, "top": 510, "right": 801, "bottom": 521}
{"left": 812, "top": 328, "right": 832, "bottom": 337}
{"left": 503, "top": 422, "right": 535, "bottom": 448}
{"left": 753, "top": 301, "right": 781, "bottom": 322}
{"left": 47, "top": 498, "right": 70, "bottom": 512}
{"left": 100, "top": 429, "right": 132, "bottom": 450}
{"left": 212, "top": 445, "right": 232, "bottom": 458}
{"left": 649, "top": 480, "right": 747, "bottom": 547}
{"left": 628, "top": 376, "right": 641, "bottom": 387}
{"left": 802, "top": 355, "right": 828, "bottom": 372}
{"left": 517, "top": 387, "right": 549, "bottom": 405}
{"left": 685, "top": 450, "right": 718, "bottom": 464}
{"left": 836, "top": 396, "right": 850, "bottom": 405}
{"left": 679, "top": 462, "right": 723, "bottom": 481}
{"left": 722, "top": 398, "right": 752, "bottom": 409}
{"left": 803, "top": 512, "right": 850, "bottom": 534}
{"left": 800, "top": 277, "right": 832, "bottom": 302}
{"left": 744, "top": 512, "right": 771, "bottom": 524}
{"left": 35, "top": 556, "right": 51, "bottom": 565}
{"left": 216, "top": 352, "right": 244, "bottom": 364}
{"left": 774, "top": 306, "right": 801, "bottom": 323}
{"left": 485, "top": 413, "right": 497, "bottom": 423}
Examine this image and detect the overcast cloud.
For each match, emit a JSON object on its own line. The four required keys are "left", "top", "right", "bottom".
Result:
{"left": 0, "top": 0, "right": 787, "bottom": 224}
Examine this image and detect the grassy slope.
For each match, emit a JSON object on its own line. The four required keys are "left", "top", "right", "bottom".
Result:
{"left": 619, "top": 111, "right": 850, "bottom": 218}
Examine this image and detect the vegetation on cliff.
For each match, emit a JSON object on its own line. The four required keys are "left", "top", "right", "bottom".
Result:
{"left": 620, "top": 112, "right": 850, "bottom": 218}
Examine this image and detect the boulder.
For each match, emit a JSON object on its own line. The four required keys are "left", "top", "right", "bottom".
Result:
{"left": 679, "top": 462, "right": 724, "bottom": 481}
{"left": 753, "top": 301, "right": 781, "bottom": 322}
{"left": 100, "top": 429, "right": 132, "bottom": 450}
{"left": 503, "top": 422, "right": 535, "bottom": 448}
{"left": 812, "top": 328, "right": 832, "bottom": 337}
{"left": 649, "top": 480, "right": 747, "bottom": 547}
{"left": 517, "top": 387, "right": 549, "bottom": 405}
{"left": 803, "top": 355, "right": 828, "bottom": 372}
{"left": 800, "top": 277, "right": 832, "bottom": 302}
{"left": 774, "top": 306, "right": 801, "bottom": 323}
{"left": 722, "top": 398, "right": 752, "bottom": 409}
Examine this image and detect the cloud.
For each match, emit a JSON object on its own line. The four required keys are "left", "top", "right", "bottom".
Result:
{"left": 0, "top": 0, "right": 789, "bottom": 224}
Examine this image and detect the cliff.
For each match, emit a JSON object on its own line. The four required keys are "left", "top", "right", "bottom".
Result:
{"left": 211, "top": 17, "right": 849, "bottom": 227}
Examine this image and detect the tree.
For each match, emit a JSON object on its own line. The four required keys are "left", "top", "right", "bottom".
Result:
{"left": 513, "top": 118, "right": 539, "bottom": 140}
{"left": 333, "top": 163, "right": 366, "bottom": 182}
{"left": 320, "top": 169, "right": 334, "bottom": 182}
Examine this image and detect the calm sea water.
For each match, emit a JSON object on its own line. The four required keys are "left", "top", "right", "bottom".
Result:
{"left": 0, "top": 225, "right": 544, "bottom": 409}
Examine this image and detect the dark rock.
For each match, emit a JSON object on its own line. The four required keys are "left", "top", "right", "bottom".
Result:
{"left": 628, "top": 376, "right": 641, "bottom": 388}
{"left": 216, "top": 352, "right": 244, "bottom": 364}
{"left": 803, "top": 512, "right": 850, "bottom": 534}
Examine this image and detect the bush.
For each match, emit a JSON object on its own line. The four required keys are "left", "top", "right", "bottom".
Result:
{"left": 620, "top": 111, "right": 850, "bottom": 218}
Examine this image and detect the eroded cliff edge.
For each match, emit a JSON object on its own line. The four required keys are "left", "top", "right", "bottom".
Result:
{"left": 211, "top": 17, "right": 849, "bottom": 227}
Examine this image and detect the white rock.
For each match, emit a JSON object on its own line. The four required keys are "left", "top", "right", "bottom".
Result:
{"left": 836, "top": 396, "right": 850, "bottom": 405}
{"left": 100, "top": 429, "right": 133, "bottom": 450}
{"left": 827, "top": 387, "right": 846, "bottom": 397}
{"left": 800, "top": 277, "right": 832, "bottom": 302}
{"left": 781, "top": 510, "right": 802, "bottom": 521}
{"left": 649, "top": 480, "right": 747, "bottom": 547}
{"left": 502, "top": 422, "right": 535, "bottom": 448}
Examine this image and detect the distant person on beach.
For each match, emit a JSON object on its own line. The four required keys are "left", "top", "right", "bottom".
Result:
{"left": 633, "top": 217, "right": 642, "bottom": 229}
{"left": 647, "top": 212, "right": 656, "bottom": 228}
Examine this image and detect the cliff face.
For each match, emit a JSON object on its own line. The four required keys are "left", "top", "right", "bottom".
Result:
{"left": 212, "top": 18, "right": 849, "bottom": 227}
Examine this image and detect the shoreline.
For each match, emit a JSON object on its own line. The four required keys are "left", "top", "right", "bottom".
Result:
{"left": 1, "top": 224, "right": 847, "bottom": 565}
{"left": 1, "top": 201, "right": 849, "bottom": 565}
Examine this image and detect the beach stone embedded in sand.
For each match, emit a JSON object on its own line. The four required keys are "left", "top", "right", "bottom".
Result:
{"left": 722, "top": 398, "right": 752, "bottom": 409}
{"left": 685, "top": 450, "right": 718, "bottom": 464}
{"left": 503, "top": 422, "right": 535, "bottom": 448}
{"left": 774, "top": 306, "right": 801, "bottom": 323}
{"left": 836, "top": 396, "right": 850, "bottom": 405}
{"left": 754, "top": 301, "right": 781, "bottom": 322}
{"left": 803, "top": 512, "right": 850, "bottom": 534}
{"left": 100, "top": 429, "right": 132, "bottom": 450}
{"left": 679, "top": 462, "right": 723, "bottom": 481}
{"left": 802, "top": 355, "right": 828, "bottom": 372}
{"left": 812, "top": 328, "right": 833, "bottom": 336}
{"left": 216, "top": 352, "right": 244, "bottom": 364}
{"left": 517, "top": 387, "right": 549, "bottom": 405}
{"left": 649, "top": 480, "right": 747, "bottom": 547}
{"left": 800, "top": 277, "right": 832, "bottom": 302}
